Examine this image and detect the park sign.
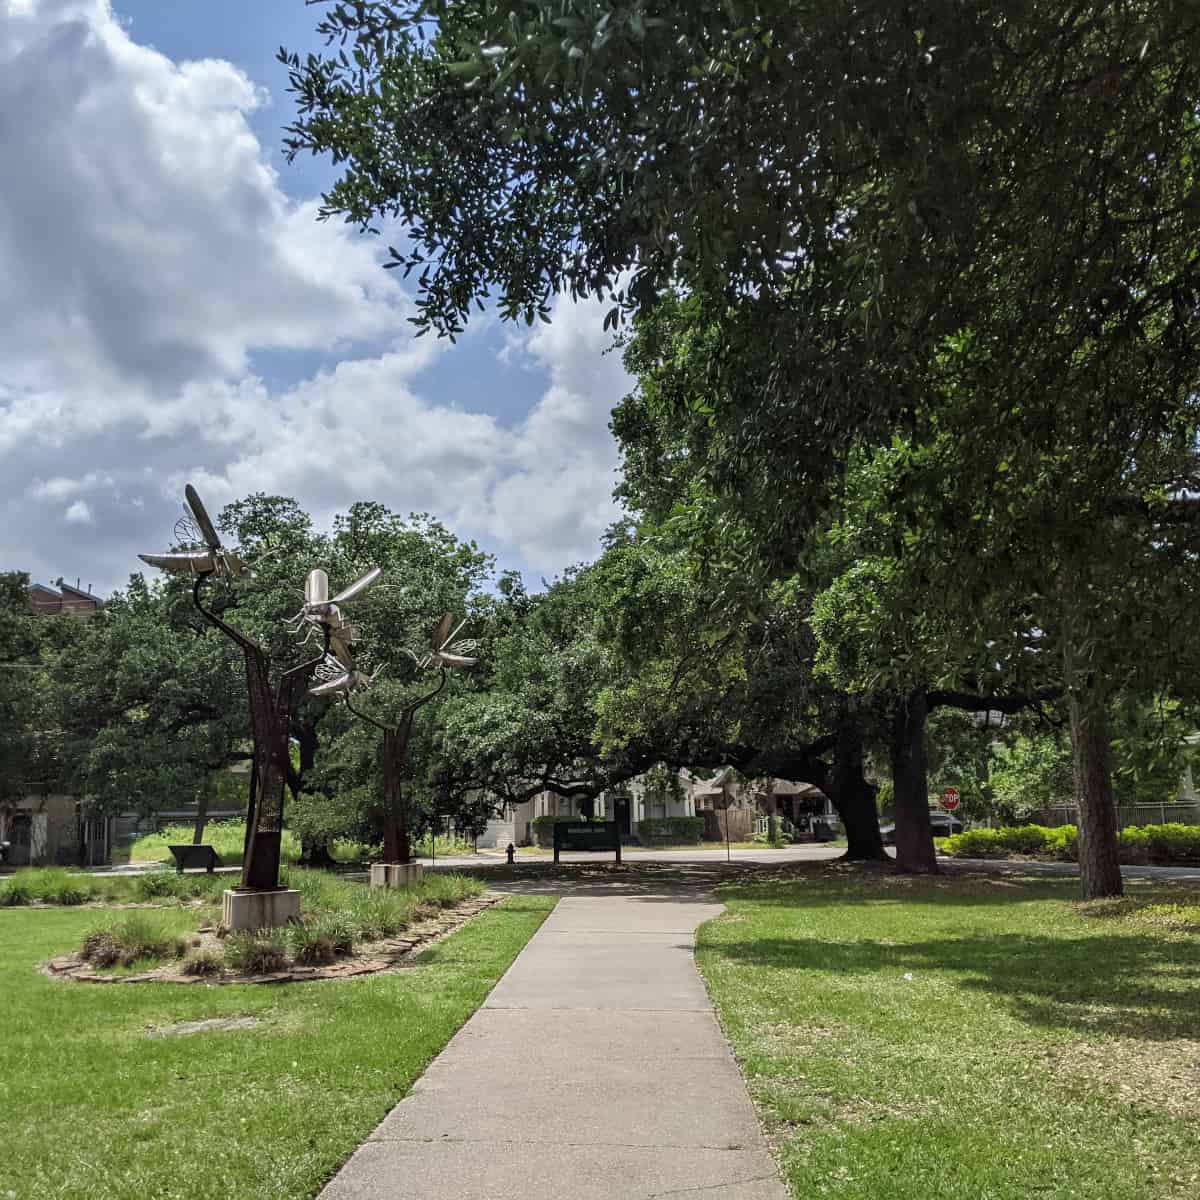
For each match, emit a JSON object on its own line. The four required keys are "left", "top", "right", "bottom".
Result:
{"left": 553, "top": 820, "right": 622, "bottom": 865}
{"left": 940, "top": 787, "right": 961, "bottom": 813}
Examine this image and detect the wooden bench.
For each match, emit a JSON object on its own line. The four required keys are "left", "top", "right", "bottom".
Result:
{"left": 167, "top": 844, "right": 221, "bottom": 874}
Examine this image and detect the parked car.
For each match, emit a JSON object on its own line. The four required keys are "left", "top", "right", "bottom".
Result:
{"left": 880, "top": 811, "right": 964, "bottom": 845}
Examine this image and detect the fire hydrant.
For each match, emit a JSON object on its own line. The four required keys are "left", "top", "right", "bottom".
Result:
{"left": 505, "top": 842, "right": 515, "bottom": 865}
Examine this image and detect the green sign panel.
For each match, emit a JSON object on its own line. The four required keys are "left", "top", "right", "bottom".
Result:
{"left": 553, "top": 820, "right": 621, "bottom": 864}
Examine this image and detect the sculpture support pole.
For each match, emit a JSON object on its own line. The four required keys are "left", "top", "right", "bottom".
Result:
{"left": 382, "top": 727, "right": 409, "bottom": 863}
{"left": 191, "top": 574, "right": 326, "bottom": 891}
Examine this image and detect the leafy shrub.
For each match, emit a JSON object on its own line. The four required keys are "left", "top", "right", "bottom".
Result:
{"left": 412, "top": 832, "right": 477, "bottom": 857}
{"left": 1043, "top": 825, "right": 1079, "bottom": 861}
{"left": 180, "top": 948, "right": 224, "bottom": 976}
{"left": 531, "top": 814, "right": 581, "bottom": 846}
{"left": 996, "top": 825, "right": 1053, "bottom": 855}
{"left": 134, "top": 871, "right": 185, "bottom": 899}
{"left": 941, "top": 822, "right": 1200, "bottom": 866}
{"left": 224, "top": 931, "right": 289, "bottom": 974}
{"left": 940, "top": 828, "right": 1006, "bottom": 858}
{"left": 81, "top": 914, "right": 186, "bottom": 967}
{"left": 1122, "top": 822, "right": 1200, "bottom": 865}
{"left": 0, "top": 882, "right": 31, "bottom": 906}
{"left": 638, "top": 817, "right": 705, "bottom": 843}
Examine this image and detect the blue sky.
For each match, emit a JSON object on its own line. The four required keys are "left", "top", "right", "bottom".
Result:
{"left": 1, "top": 0, "right": 627, "bottom": 596}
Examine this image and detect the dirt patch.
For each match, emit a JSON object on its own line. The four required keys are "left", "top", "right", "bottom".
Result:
{"left": 43, "top": 893, "right": 501, "bottom": 986}
{"left": 148, "top": 1016, "right": 260, "bottom": 1037}
{"left": 1056, "top": 1037, "right": 1200, "bottom": 1118}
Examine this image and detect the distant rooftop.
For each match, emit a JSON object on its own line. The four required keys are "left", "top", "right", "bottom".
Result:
{"left": 27, "top": 578, "right": 103, "bottom": 616}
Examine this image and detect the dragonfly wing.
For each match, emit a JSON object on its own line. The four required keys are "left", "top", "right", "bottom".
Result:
{"left": 433, "top": 651, "right": 478, "bottom": 670}
{"left": 330, "top": 566, "right": 382, "bottom": 606}
{"left": 184, "top": 484, "right": 222, "bottom": 551}
{"left": 138, "top": 551, "right": 215, "bottom": 576}
{"left": 310, "top": 672, "right": 352, "bottom": 696}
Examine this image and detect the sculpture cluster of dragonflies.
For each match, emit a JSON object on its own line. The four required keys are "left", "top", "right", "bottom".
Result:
{"left": 139, "top": 484, "right": 478, "bottom": 698}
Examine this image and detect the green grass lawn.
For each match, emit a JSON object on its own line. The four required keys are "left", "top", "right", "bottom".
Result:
{"left": 0, "top": 894, "right": 554, "bottom": 1199}
{"left": 124, "top": 820, "right": 474, "bottom": 866}
{"left": 698, "top": 865, "right": 1200, "bottom": 1200}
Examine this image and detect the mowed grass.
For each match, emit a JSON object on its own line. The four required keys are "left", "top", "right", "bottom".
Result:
{"left": 698, "top": 865, "right": 1200, "bottom": 1200}
{"left": 0, "top": 894, "right": 554, "bottom": 1199}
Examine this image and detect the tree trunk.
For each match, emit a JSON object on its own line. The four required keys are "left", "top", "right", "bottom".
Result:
{"left": 1068, "top": 690, "right": 1124, "bottom": 899}
{"left": 295, "top": 719, "right": 319, "bottom": 785}
{"left": 891, "top": 690, "right": 937, "bottom": 874}
{"left": 829, "top": 719, "right": 887, "bottom": 861}
{"left": 291, "top": 718, "right": 335, "bottom": 867}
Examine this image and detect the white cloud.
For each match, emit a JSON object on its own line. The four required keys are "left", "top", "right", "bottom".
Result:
{"left": 0, "top": 0, "right": 628, "bottom": 592}
{"left": 182, "top": 294, "right": 627, "bottom": 577}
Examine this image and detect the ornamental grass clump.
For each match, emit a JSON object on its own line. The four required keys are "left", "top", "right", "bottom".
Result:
{"left": 0, "top": 880, "right": 31, "bottom": 906}
{"left": 180, "top": 947, "right": 224, "bottom": 976}
{"left": 287, "top": 924, "right": 339, "bottom": 966}
{"left": 9, "top": 868, "right": 96, "bottom": 905}
{"left": 224, "top": 930, "right": 289, "bottom": 974}
{"left": 419, "top": 872, "right": 485, "bottom": 908}
{"left": 310, "top": 912, "right": 355, "bottom": 956}
{"left": 277, "top": 867, "right": 485, "bottom": 948}
{"left": 81, "top": 914, "right": 187, "bottom": 968}
{"left": 354, "top": 890, "right": 416, "bottom": 940}
{"left": 133, "top": 870, "right": 227, "bottom": 903}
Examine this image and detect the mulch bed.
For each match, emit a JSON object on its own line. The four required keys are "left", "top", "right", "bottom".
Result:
{"left": 42, "top": 893, "right": 503, "bottom": 986}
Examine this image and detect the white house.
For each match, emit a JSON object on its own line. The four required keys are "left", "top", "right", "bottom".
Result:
{"left": 476, "top": 766, "right": 837, "bottom": 847}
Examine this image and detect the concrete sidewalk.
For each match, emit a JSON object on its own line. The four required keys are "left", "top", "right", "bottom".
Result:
{"left": 321, "top": 886, "right": 788, "bottom": 1199}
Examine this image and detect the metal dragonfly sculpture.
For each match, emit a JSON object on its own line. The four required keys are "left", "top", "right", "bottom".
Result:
{"left": 305, "top": 596, "right": 478, "bottom": 864}
{"left": 139, "top": 485, "right": 377, "bottom": 891}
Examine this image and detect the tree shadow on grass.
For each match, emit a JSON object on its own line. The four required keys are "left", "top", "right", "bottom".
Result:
{"left": 706, "top": 927, "right": 1200, "bottom": 1041}
{"left": 715, "top": 861, "right": 1200, "bottom": 910}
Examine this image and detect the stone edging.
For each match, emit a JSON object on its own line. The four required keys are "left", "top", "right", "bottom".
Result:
{"left": 42, "top": 893, "right": 503, "bottom": 986}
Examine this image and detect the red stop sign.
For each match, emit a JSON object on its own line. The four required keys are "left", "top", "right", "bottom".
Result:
{"left": 940, "top": 787, "right": 961, "bottom": 812}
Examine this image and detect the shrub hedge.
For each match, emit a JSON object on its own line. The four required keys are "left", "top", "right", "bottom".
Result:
{"left": 530, "top": 814, "right": 582, "bottom": 847}
{"left": 938, "top": 822, "right": 1200, "bottom": 866}
{"left": 638, "top": 817, "right": 705, "bottom": 844}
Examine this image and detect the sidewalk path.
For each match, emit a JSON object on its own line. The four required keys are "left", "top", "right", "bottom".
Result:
{"left": 321, "top": 881, "right": 789, "bottom": 1199}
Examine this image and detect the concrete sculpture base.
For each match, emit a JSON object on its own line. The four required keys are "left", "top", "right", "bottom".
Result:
{"left": 222, "top": 887, "right": 301, "bottom": 932}
{"left": 369, "top": 862, "right": 424, "bottom": 890}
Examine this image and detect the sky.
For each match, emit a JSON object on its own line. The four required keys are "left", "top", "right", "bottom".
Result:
{"left": 0, "top": 0, "right": 631, "bottom": 598}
